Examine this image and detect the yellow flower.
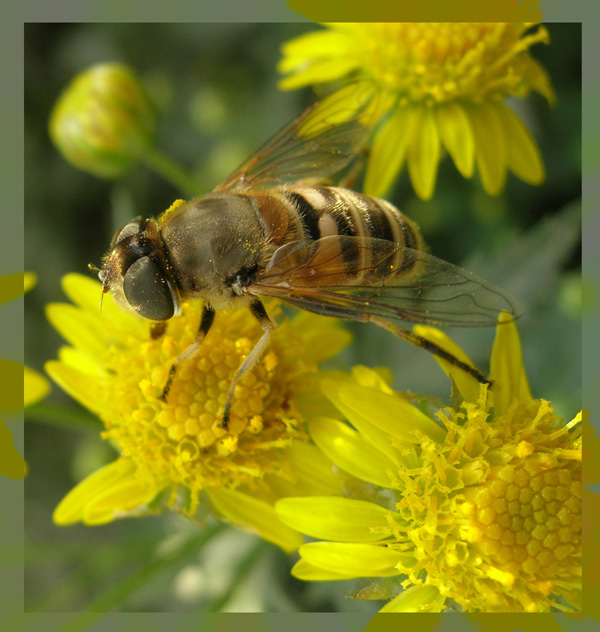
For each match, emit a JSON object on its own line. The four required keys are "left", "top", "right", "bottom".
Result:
{"left": 45, "top": 273, "right": 350, "bottom": 551}
{"left": 276, "top": 314, "right": 581, "bottom": 611}
{"left": 1, "top": 272, "right": 51, "bottom": 479}
{"left": 49, "top": 63, "right": 157, "bottom": 179}
{"left": 279, "top": 23, "right": 554, "bottom": 199}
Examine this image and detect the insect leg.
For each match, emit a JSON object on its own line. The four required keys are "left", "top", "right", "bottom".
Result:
{"left": 368, "top": 316, "right": 491, "bottom": 385}
{"left": 160, "top": 304, "right": 216, "bottom": 402}
{"left": 150, "top": 321, "right": 167, "bottom": 340}
{"left": 221, "top": 299, "right": 274, "bottom": 430}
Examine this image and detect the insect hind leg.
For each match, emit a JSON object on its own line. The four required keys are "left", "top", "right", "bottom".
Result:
{"left": 160, "top": 304, "right": 216, "bottom": 402}
{"left": 221, "top": 300, "right": 274, "bottom": 430}
{"left": 369, "top": 315, "right": 491, "bottom": 385}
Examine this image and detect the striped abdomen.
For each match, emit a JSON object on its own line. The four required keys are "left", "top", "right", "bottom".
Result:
{"left": 252, "top": 185, "right": 423, "bottom": 285}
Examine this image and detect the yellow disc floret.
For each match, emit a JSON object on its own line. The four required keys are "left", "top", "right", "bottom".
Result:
{"left": 393, "top": 391, "right": 581, "bottom": 612}
{"left": 100, "top": 303, "right": 314, "bottom": 498}
{"left": 359, "top": 23, "right": 552, "bottom": 104}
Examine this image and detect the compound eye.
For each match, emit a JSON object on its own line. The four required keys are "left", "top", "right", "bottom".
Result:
{"left": 111, "top": 220, "right": 142, "bottom": 247}
{"left": 123, "top": 256, "right": 176, "bottom": 321}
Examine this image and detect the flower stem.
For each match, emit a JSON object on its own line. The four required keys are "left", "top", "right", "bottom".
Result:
{"left": 141, "top": 147, "right": 202, "bottom": 197}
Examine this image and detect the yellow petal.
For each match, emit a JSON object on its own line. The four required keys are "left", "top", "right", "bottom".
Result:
{"left": 350, "top": 365, "right": 394, "bottom": 393}
{"left": 322, "top": 379, "right": 446, "bottom": 444}
{"left": 379, "top": 584, "right": 445, "bottom": 613}
{"left": 497, "top": 103, "right": 545, "bottom": 184}
{"left": 320, "top": 381, "right": 418, "bottom": 464}
{"left": 489, "top": 310, "right": 532, "bottom": 416}
{"left": 292, "top": 311, "right": 352, "bottom": 363}
{"left": 61, "top": 273, "right": 106, "bottom": 312}
{"left": 57, "top": 346, "right": 102, "bottom": 376}
{"left": 24, "top": 366, "right": 51, "bottom": 407}
{"left": 291, "top": 558, "right": 357, "bottom": 581}
{"left": 278, "top": 59, "right": 359, "bottom": 90}
{"left": 45, "top": 360, "right": 106, "bottom": 415}
{"left": 309, "top": 416, "right": 404, "bottom": 488}
{"left": 298, "top": 541, "right": 407, "bottom": 578}
{"left": 294, "top": 387, "right": 342, "bottom": 424}
{"left": 278, "top": 30, "right": 354, "bottom": 73}
{"left": 364, "top": 104, "right": 416, "bottom": 197}
{"left": 264, "top": 439, "right": 343, "bottom": 500}
{"left": 412, "top": 325, "right": 481, "bottom": 403}
{"left": 53, "top": 458, "right": 138, "bottom": 525}
{"left": 465, "top": 102, "right": 507, "bottom": 195}
{"left": 0, "top": 272, "right": 27, "bottom": 306}
{"left": 61, "top": 272, "right": 137, "bottom": 331}
{"left": 287, "top": 440, "right": 343, "bottom": 495}
{"left": 276, "top": 496, "right": 396, "bottom": 542}
{"left": 522, "top": 56, "right": 556, "bottom": 105}
{"left": 205, "top": 487, "right": 304, "bottom": 553}
{"left": 45, "top": 303, "right": 108, "bottom": 358}
{"left": 407, "top": 107, "right": 440, "bottom": 200}
{"left": 24, "top": 272, "right": 37, "bottom": 294}
{"left": 436, "top": 102, "right": 475, "bottom": 178}
{"left": 83, "top": 475, "right": 160, "bottom": 525}
{"left": 0, "top": 419, "right": 27, "bottom": 478}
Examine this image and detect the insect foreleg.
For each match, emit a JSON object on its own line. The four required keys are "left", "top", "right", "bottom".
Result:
{"left": 150, "top": 321, "right": 168, "bottom": 339}
{"left": 368, "top": 315, "right": 491, "bottom": 386}
{"left": 221, "top": 299, "right": 275, "bottom": 430}
{"left": 160, "top": 304, "right": 216, "bottom": 402}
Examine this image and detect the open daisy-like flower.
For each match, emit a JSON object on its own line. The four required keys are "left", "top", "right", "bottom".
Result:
{"left": 279, "top": 23, "right": 554, "bottom": 199}
{"left": 276, "top": 313, "right": 582, "bottom": 611}
{"left": 45, "top": 273, "right": 350, "bottom": 551}
{"left": 1, "top": 272, "right": 50, "bottom": 479}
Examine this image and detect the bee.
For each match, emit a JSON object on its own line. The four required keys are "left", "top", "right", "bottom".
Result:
{"left": 97, "top": 85, "right": 521, "bottom": 428}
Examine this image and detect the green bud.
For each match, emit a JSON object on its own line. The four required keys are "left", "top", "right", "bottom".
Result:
{"left": 49, "top": 63, "right": 158, "bottom": 178}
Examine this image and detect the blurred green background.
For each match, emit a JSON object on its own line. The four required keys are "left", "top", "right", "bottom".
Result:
{"left": 24, "top": 23, "right": 581, "bottom": 613}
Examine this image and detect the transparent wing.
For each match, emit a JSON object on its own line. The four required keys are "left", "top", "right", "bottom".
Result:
{"left": 249, "top": 236, "right": 522, "bottom": 327}
{"left": 215, "top": 82, "right": 380, "bottom": 192}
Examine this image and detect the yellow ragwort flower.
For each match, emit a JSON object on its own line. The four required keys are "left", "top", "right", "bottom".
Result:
{"left": 1, "top": 272, "right": 51, "bottom": 479}
{"left": 279, "top": 23, "right": 554, "bottom": 199}
{"left": 45, "top": 273, "right": 350, "bottom": 551}
{"left": 276, "top": 314, "right": 581, "bottom": 611}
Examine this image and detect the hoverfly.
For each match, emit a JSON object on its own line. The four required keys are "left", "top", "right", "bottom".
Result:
{"left": 97, "top": 84, "right": 521, "bottom": 428}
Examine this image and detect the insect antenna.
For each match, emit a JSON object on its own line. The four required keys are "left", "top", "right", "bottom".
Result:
{"left": 88, "top": 262, "right": 106, "bottom": 312}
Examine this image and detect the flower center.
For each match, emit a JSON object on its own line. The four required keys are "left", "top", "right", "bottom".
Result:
{"left": 98, "top": 302, "right": 311, "bottom": 496}
{"left": 358, "top": 23, "right": 549, "bottom": 103}
{"left": 392, "top": 394, "right": 581, "bottom": 611}
{"left": 462, "top": 457, "right": 581, "bottom": 588}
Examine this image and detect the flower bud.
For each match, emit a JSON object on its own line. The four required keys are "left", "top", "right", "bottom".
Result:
{"left": 49, "top": 63, "right": 157, "bottom": 178}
